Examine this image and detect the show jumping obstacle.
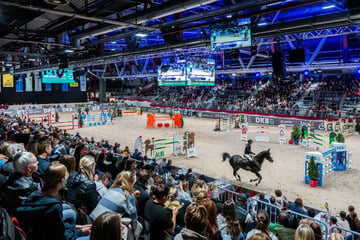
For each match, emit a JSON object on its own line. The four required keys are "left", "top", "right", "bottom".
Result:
{"left": 121, "top": 107, "right": 141, "bottom": 116}
{"left": 80, "top": 111, "right": 112, "bottom": 127}
{"left": 134, "top": 132, "right": 196, "bottom": 159}
{"left": 147, "top": 113, "right": 183, "bottom": 128}
{"left": 255, "top": 126, "right": 270, "bottom": 142}
{"left": 304, "top": 142, "right": 351, "bottom": 187}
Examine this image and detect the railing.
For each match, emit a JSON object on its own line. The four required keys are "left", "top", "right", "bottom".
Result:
{"left": 329, "top": 225, "right": 360, "bottom": 240}
{"left": 246, "top": 198, "right": 282, "bottom": 223}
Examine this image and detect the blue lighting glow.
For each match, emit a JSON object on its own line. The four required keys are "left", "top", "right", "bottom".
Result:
{"left": 304, "top": 70, "right": 310, "bottom": 76}
{"left": 255, "top": 72, "right": 261, "bottom": 78}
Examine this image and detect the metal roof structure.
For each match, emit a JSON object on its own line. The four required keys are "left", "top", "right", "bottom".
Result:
{"left": 0, "top": 0, "right": 359, "bottom": 77}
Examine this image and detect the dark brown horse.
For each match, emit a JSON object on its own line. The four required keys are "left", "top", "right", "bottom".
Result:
{"left": 222, "top": 149, "right": 274, "bottom": 186}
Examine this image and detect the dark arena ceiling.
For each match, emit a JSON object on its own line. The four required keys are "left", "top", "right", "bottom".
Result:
{"left": 0, "top": 0, "right": 359, "bottom": 77}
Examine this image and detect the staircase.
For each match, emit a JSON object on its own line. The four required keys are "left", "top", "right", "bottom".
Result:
{"left": 295, "top": 82, "right": 319, "bottom": 115}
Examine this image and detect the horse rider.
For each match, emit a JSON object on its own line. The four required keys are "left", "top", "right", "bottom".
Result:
{"left": 244, "top": 139, "right": 255, "bottom": 162}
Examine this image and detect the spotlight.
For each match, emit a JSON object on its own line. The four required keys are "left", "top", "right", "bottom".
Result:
{"left": 255, "top": 72, "right": 261, "bottom": 78}
{"left": 304, "top": 70, "right": 310, "bottom": 76}
{"left": 356, "top": 68, "right": 360, "bottom": 76}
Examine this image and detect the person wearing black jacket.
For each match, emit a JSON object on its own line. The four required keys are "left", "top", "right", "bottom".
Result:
{"left": 134, "top": 169, "right": 150, "bottom": 219}
{"left": 66, "top": 155, "right": 99, "bottom": 215}
{"left": 1, "top": 151, "right": 40, "bottom": 216}
{"left": 17, "top": 163, "right": 90, "bottom": 240}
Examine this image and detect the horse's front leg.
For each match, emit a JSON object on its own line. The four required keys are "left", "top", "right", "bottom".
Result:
{"left": 250, "top": 172, "right": 262, "bottom": 186}
{"left": 233, "top": 169, "right": 241, "bottom": 182}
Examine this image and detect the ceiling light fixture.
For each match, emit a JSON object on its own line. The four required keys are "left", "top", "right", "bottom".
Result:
{"left": 44, "top": 0, "right": 70, "bottom": 5}
{"left": 64, "top": 49, "right": 74, "bottom": 53}
{"left": 135, "top": 32, "right": 147, "bottom": 37}
{"left": 322, "top": 5, "right": 335, "bottom": 9}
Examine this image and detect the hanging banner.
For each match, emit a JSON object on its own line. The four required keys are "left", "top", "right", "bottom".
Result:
{"left": 80, "top": 75, "right": 86, "bottom": 92}
{"left": 70, "top": 82, "right": 78, "bottom": 87}
{"left": 45, "top": 83, "right": 52, "bottom": 91}
{"left": 2, "top": 73, "right": 14, "bottom": 88}
{"left": 62, "top": 83, "right": 69, "bottom": 91}
{"left": 25, "top": 73, "right": 33, "bottom": 92}
{"left": 16, "top": 74, "right": 24, "bottom": 92}
{"left": 34, "top": 73, "right": 42, "bottom": 92}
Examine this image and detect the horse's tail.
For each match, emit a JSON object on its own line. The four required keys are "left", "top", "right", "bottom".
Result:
{"left": 222, "top": 152, "right": 231, "bottom": 162}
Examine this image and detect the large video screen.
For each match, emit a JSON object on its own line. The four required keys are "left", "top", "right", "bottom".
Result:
{"left": 186, "top": 59, "right": 215, "bottom": 86}
{"left": 42, "top": 69, "right": 75, "bottom": 83}
{"left": 210, "top": 18, "right": 251, "bottom": 50}
{"left": 157, "top": 63, "right": 186, "bottom": 86}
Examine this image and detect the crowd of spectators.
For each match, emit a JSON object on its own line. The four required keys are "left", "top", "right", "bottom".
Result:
{"left": 0, "top": 111, "right": 360, "bottom": 240}
{"left": 132, "top": 76, "right": 359, "bottom": 118}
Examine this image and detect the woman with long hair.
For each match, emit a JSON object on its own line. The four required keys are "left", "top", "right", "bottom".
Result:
{"left": 246, "top": 209, "right": 278, "bottom": 240}
{"left": 201, "top": 198, "right": 222, "bottom": 240}
{"left": 165, "top": 186, "right": 181, "bottom": 210}
{"left": 66, "top": 155, "right": 100, "bottom": 216}
{"left": 90, "top": 171, "right": 138, "bottom": 221}
{"left": 74, "top": 142, "right": 86, "bottom": 171}
{"left": 217, "top": 200, "right": 243, "bottom": 240}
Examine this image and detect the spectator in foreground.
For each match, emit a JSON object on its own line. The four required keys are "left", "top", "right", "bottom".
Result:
{"left": 144, "top": 183, "right": 179, "bottom": 240}
{"left": 77, "top": 211, "right": 122, "bottom": 240}
{"left": 295, "top": 224, "right": 315, "bottom": 240}
{"left": 246, "top": 209, "right": 278, "bottom": 240}
{"left": 17, "top": 163, "right": 91, "bottom": 240}
{"left": 174, "top": 202, "right": 208, "bottom": 240}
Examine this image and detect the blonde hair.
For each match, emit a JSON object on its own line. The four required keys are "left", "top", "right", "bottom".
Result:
{"left": 295, "top": 224, "right": 315, "bottom": 240}
{"left": 168, "top": 186, "right": 178, "bottom": 202}
{"left": 182, "top": 181, "right": 189, "bottom": 192}
{"left": 79, "top": 155, "right": 95, "bottom": 181}
{"left": 111, "top": 171, "right": 136, "bottom": 198}
{"left": 209, "top": 183, "right": 217, "bottom": 191}
{"left": 329, "top": 233, "right": 344, "bottom": 240}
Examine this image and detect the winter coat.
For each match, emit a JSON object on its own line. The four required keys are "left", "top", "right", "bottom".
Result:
{"left": 66, "top": 172, "right": 99, "bottom": 214}
{"left": 16, "top": 192, "right": 81, "bottom": 240}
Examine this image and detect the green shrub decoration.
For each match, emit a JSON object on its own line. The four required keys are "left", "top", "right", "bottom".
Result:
{"left": 335, "top": 133, "right": 345, "bottom": 143}
{"left": 308, "top": 156, "right": 319, "bottom": 180}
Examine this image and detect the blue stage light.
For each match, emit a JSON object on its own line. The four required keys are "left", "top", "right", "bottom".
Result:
{"left": 304, "top": 70, "right": 310, "bottom": 76}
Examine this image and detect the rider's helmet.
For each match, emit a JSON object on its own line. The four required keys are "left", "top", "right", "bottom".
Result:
{"left": 248, "top": 139, "right": 253, "bottom": 144}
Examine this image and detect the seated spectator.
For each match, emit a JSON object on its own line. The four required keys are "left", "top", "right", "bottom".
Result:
{"left": 191, "top": 178, "right": 207, "bottom": 197}
{"left": 90, "top": 171, "right": 138, "bottom": 221}
{"left": 134, "top": 169, "right": 151, "bottom": 219}
{"left": 94, "top": 172, "right": 112, "bottom": 197}
{"left": 338, "top": 211, "right": 351, "bottom": 238}
{"left": 174, "top": 203, "right": 208, "bottom": 240}
{"left": 289, "top": 198, "right": 307, "bottom": 216}
{"left": 274, "top": 190, "right": 288, "bottom": 210}
{"left": 77, "top": 212, "right": 122, "bottom": 240}
{"left": 17, "top": 163, "right": 90, "bottom": 240}
{"left": 272, "top": 212, "right": 296, "bottom": 240}
{"left": 299, "top": 208, "right": 322, "bottom": 240}
{"left": 258, "top": 192, "right": 269, "bottom": 211}
{"left": 165, "top": 159, "right": 174, "bottom": 172}
{"left": 165, "top": 186, "right": 181, "bottom": 210}
{"left": 35, "top": 140, "right": 52, "bottom": 179}
{"left": 217, "top": 200, "right": 243, "bottom": 240}
{"left": 66, "top": 155, "right": 100, "bottom": 217}
{"left": 1, "top": 151, "right": 40, "bottom": 216}
{"left": 329, "top": 233, "right": 344, "bottom": 240}
{"left": 177, "top": 180, "right": 192, "bottom": 203}
{"left": 246, "top": 209, "right": 278, "bottom": 240}
{"left": 328, "top": 216, "right": 341, "bottom": 235}
{"left": 144, "top": 183, "right": 179, "bottom": 240}
{"left": 208, "top": 183, "right": 219, "bottom": 200}
{"left": 295, "top": 224, "right": 314, "bottom": 240}
{"left": 132, "top": 149, "right": 140, "bottom": 160}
